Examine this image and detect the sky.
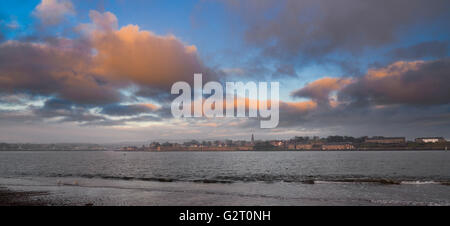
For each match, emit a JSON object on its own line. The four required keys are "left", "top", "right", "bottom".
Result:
{"left": 0, "top": 0, "right": 450, "bottom": 143}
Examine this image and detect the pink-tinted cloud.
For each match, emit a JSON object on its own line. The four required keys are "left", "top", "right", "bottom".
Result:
{"left": 280, "top": 100, "right": 317, "bottom": 113}
{"left": 0, "top": 40, "right": 120, "bottom": 105}
{"left": 0, "top": 10, "right": 213, "bottom": 122}
{"left": 340, "top": 59, "right": 450, "bottom": 105}
{"left": 291, "top": 77, "right": 353, "bottom": 104}
{"left": 80, "top": 11, "right": 215, "bottom": 94}
{"left": 291, "top": 59, "right": 450, "bottom": 108}
{"left": 33, "top": 0, "right": 75, "bottom": 25}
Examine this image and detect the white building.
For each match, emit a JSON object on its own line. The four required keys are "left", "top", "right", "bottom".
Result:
{"left": 415, "top": 137, "right": 446, "bottom": 143}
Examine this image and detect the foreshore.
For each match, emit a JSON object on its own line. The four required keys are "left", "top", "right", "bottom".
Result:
{"left": 0, "top": 187, "right": 53, "bottom": 206}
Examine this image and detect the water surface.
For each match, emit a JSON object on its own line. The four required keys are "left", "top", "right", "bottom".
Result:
{"left": 0, "top": 151, "right": 449, "bottom": 205}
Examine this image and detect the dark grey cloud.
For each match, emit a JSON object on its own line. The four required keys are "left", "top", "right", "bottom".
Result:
{"left": 224, "top": 0, "right": 450, "bottom": 62}
{"left": 29, "top": 97, "right": 166, "bottom": 125}
{"left": 339, "top": 59, "right": 450, "bottom": 106}
{"left": 388, "top": 41, "right": 449, "bottom": 60}
{"left": 257, "top": 96, "right": 450, "bottom": 139}
{"left": 0, "top": 109, "right": 41, "bottom": 126}
{"left": 272, "top": 64, "right": 298, "bottom": 78}
{"left": 291, "top": 77, "right": 352, "bottom": 104}
{"left": 40, "top": 98, "right": 73, "bottom": 110}
{"left": 0, "top": 93, "right": 38, "bottom": 106}
{"left": 34, "top": 98, "right": 107, "bottom": 123}
{"left": 134, "top": 87, "right": 173, "bottom": 103}
{"left": 0, "top": 41, "right": 122, "bottom": 105}
{"left": 100, "top": 104, "right": 157, "bottom": 116}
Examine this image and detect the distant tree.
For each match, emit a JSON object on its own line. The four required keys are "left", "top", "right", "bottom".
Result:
{"left": 191, "top": 140, "right": 200, "bottom": 145}
{"left": 253, "top": 141, "right": 275, "bottom": 151}
{"left": 294, "top": 136, "right": 310, "bottom": 143}
{"left": 225, "top": 140, "right": 233, "bottom": 146}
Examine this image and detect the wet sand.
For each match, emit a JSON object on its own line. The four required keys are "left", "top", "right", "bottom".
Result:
{"left": 0, "top": 187, "right": 53, "bottom": 206}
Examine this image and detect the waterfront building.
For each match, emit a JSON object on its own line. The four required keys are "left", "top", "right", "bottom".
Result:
{"left": 270, "top": 140, "right": 284, "bottom": 147}
{"left": 415, "top": 137, "right": 446, "bottom": 143}
{"left": 321, "top": 143, "right": 355, "bottom": 150}
{"left": 296, "top": 144, "right": 313, "bottom": 150}
{"left": 365, "top": 137, "right": 406, "bottom": 144}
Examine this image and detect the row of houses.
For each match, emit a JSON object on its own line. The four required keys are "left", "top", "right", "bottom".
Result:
{"left": 120, "top": 136, "right": 447, "bottom": 152}
{"left": 415, "top": 137, "right": 447, "bottom": 143}
{"left": 364, "top": 136, "right": 446, "bottom": 144}
{"left": 285, "top": 143, "right": 355, "bottom": 151}
{"left": 271, "top": 136, "right": 447, "bottom": 151}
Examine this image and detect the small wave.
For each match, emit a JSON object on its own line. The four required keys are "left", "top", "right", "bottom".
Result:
{"left": 326, "top": 178, "right": 401, "bottom": 185}
{"left": 314, "top": 179, "right": 450, "bottom": 185}
{"left": 370, "top": 199, "right": 448, "bottom": 206}
{"left": 18, "top": 173, "right": 450, "bottom": 186}
{"left": 400, "top": 181, "right": 440, "bottom": 185}
{"left": 49, "top": 173, "right": 234, "bottom": 184}
{"left": 214, "top": 175, "right": 407, "bottom": 185}
{"left": 48, "top": 173, "right": 179, "bottom": 183}
{"left": 93, "top": 175, "right": 179, "bottom": 183}
{"left": 214, "top": 175, "right": 450, "bottom": 185}
{"left": 192, "top": 179, "right": 233, "bottom": 184}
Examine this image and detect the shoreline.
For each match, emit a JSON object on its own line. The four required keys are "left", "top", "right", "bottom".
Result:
{"left": 1, "top": 176, "right": 449, "bottom": 206}
{"left": 114, "top": 149, "right": 449, "bottom": 153}
{"left": 1, "top": 149, "right": 447, "bottom": 153}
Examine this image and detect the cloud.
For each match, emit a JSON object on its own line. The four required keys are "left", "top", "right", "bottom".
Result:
{"left": 291, "top": 59, "right": 450, "bottom": 107}
{"left": 2, "top": 2, "right": 450, "bottom": 140}
{"left": 80, "top": 11, "right": 217, "bottom": 97}
{"left": 100, "top": 104, "right": 159, "bottom": 116}
{"left": 223, "top": 0, "right": 450, "bottom": 62}
{"left": 279, "top": 100, "right": 317, "bottom": 117}
{"left": 91, "top": 25, "right": 206, "bottom": 89}
{"left": 87, "top": 10, "right": 118, "bottom": 31}
{"left": 291, "top": 77, "right": 353, "bottom": 104}
{"left": 27, "top": 98, "right": 164, "bottom": 126}
{"left": 270, "top": 58, "right": 450, "bottom": 137}
{"left": 0, "top": 10, "right": 216, "bottom": 125}
{"left": 33, "top": 98, "right": 107, "bottom": 123}
{"left": 388, "top": 41, "right": 449, "bottom": 60}
{"left": 81, "top": 115, "right": 162, "bottom": 127}
{"left": 273, "top": 64, "right": 298, "bottom": 78}
{"left": 340, "top": 59, "right": 450, "bottom": 106}
{"left": 279, "top": 101, "right": 450, "bottom": 137}
{"left": 34, "top": 0, "right": 75, "bottom": 25}
{"left": 77, "top": 10, "right": 118, "bottom": 33}
{"left": 0, "top": 40, "right": 122, "bottom": 105}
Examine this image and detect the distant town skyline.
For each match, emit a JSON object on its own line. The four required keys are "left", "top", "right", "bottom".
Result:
{"left": 1, "top": 0, "right": 450, "bottom": 143}
{"left": 2, "top": 135, "right": 447, "bottom": 152}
